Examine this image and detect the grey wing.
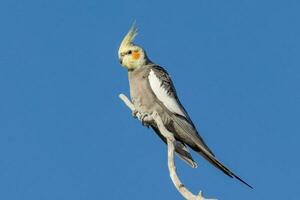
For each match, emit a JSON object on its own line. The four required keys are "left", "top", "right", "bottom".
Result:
{"left": 148, "top": 65, "right": 215, "bottom": 157}
{"left": 148, "top": 65, "right": 253, "bottom": 188}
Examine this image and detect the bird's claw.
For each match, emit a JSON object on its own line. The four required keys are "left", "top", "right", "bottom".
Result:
{"left": 134, "top": 112, "right": 152, "bottom": 128}
{"left": 132, "top": 109, "right": 153, "bottom": 128}
{"left": 141, "top": 113, "right": 150, "bottom": 128}
{"left": 132, "top": 109, "right": 138, "bottom": 118}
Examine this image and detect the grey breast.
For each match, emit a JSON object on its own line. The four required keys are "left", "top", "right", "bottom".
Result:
{"left": 128, "top": 66, "right": 158, "bottom": 113}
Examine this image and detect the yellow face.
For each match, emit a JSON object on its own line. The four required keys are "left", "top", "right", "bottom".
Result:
{"left": 119, "top": 46, "right": 146, "bottom": 70}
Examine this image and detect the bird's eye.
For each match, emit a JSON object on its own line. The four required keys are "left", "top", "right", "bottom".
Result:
{"left": 127, "top": 50, "right": 132, "bottom": 55}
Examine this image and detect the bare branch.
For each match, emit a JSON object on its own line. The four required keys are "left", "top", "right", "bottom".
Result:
{"left": 119, "top": 93, "right": 216, "bottom": 200}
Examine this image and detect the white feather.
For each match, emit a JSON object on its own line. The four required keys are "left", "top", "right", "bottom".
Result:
{"left": 148, "top": 70, "right": 186, "bottom": 117}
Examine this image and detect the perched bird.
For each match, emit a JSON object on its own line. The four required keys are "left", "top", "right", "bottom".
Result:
{"left": 118, "top": 24, "right": 252, "bottom": 188}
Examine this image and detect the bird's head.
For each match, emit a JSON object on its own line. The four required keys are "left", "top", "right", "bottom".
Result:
{"left": 118, "top": 24, "right": 149, "bottom": 70}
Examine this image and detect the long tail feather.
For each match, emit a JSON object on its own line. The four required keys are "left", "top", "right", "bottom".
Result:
{"left": 197, "top": 150, "right": 253, "bottom": 189}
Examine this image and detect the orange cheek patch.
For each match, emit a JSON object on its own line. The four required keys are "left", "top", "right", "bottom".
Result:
{"left": 132, "top": 51, "right": 140, "bottom": 60}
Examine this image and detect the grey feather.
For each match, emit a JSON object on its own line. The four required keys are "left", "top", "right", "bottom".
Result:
{"left": 128, "top": 64, "right": 252, "bottom": 188}
{"left": 148, "top": 65, "right": 252, "bottom": 188}
{"left": 151, "top": 125, "right": 197, "bottom": 168}
{"left": 150, "top": 65, "right": 215, "bottom": 156}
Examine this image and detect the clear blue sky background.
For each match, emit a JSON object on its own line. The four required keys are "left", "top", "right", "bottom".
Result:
{"left": 0, "top": 0, "right": 299, "bottom": 199}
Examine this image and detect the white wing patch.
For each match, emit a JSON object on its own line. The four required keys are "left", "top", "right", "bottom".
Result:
{"left": 148, "top": 70, "right": 186, "bottom": 117}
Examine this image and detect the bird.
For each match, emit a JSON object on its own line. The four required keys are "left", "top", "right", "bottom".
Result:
{"left": 118, "top": 24, "right": 252, "bottom": 189}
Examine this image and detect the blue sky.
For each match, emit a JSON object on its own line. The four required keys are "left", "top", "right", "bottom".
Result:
{"left": 0, "top": 0, "right": 299, "bottom": 199}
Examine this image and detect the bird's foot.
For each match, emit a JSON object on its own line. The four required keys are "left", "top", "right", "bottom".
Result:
{"left": 132, "top": 109, "right": 153, "bottom": 128}
{"left": 137, "top": 112, "right": 153, "bottom": 128}
{"left": 132, "top": 109, "right": 139, "bottom": 118}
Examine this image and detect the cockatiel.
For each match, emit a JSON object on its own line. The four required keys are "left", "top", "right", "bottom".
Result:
{"left": 118, "top": 24, "right": 252, "bottom": 188}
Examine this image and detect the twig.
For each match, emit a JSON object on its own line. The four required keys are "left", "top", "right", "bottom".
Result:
{"left": 119, "top": 93, "right": 216, "bottom": 200}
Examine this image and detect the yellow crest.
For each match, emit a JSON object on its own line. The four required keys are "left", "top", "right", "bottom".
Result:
{"left": 118, "top": 23, "right": 138, "bottom": 54}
